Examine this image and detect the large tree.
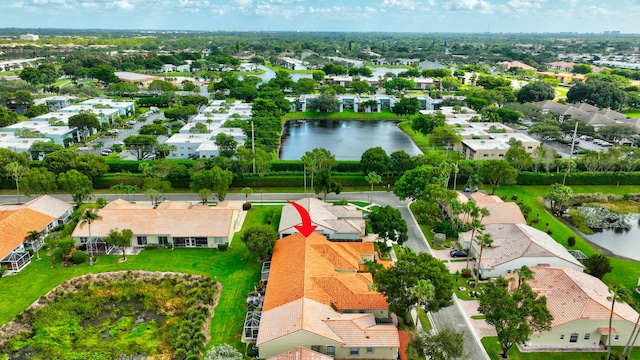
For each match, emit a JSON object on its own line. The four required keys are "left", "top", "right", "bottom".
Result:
{"left": 0, "top": 105, "right": 19, "bottom": 127}
{"left": 393, "top": 165, "right": 441, "bottom": 200}
{"left": 528, "top": 120, "right": 563, "bottom": 144}
{"left": 516, "top": 81, "right": 555, "bottom": 103}
{"left": 307, "top": 91, "right": 340, "bottom": 113}
{"left": 360, "top": 147, "right": 391, "bottom": 176}
{"left": 369, "top": 205, "right": 408, "bottom": 245}
{"left": 68, "top": 112, "right": 101, "bottom": 143}
{"left": 544, "top": 184, "right": 573, "bottom": 216}
{"left": 58, "top": 169, "right": 93, "bottom": 194}
{"left": 407, "top": 327, "right": 467, "bottom": 360}
{"left": 215, "top": 132, "right": 238, "bottom": 158}
{"left": 241, "top": 225, "right": 278, "bottom": 259}
{"left": 123, "top": 135, "right": 158, "bottom": 160}
{"left": 190, "top": 167, "right": 234, "bottom": 201}
{"left": 314, "top": 169, "right": 342, "bottom": 201}
{"left": 21, "top": 167, "right": 58, "bottom": 195}
{"left": 411, "top": 112, "right": 446, "bottom": 135}
{"left": 478, "top": 160, "right": 518, "bottom": 195}
{"left": 105, "top": 228, "right": 134, "bottom": 260}
{"left": 479, "top": 277, "right": 553, "bottom": 358}
{"left": 391, "top": 97, "right": 420, "bottom": 118}
{"left": 567, "top": 79, "right": 626, "bottom": 110}
{"left": 374, "top": 250, "right": 454, "bottom": 315}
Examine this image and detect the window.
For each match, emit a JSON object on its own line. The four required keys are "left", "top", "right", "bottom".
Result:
{"left": 326, "top": 346, "right": 335, "bottom": 357}
{"left": 311, "top": 346, "right": 321, "bottom": 352}
{"left": 214, "top": 237, "right": 224, "bottom": 244}
{"left": 79, "top": 237, "right": 88, "bottom": 244}
{"left": 158, "top": 236, "right": 168, "bottom": 246}
{"left": 366, "top": 348, "right": 374, "bottom": 354}
{"left": 137, "top": 236, "right": 147, "bottom": 246}
{"left": 615, "top": 335, "right": 620, "bottom": 340}
{"left": 584, "top": 333, "right": 590, "bottom": 340}
{"left": 173, "top": 237, "right": 187, "bottom": 247}
{"left": 349, "top": 348, "right": 359, "bottom": 356}
{"left": 570, "top": 333, "right": 578, "bottom": 343}
{"left": 194, "top": 237, "right": 208, "bottom": 247}
{"left": 483, "top": 154, "right": 489, "bottom": 157}
{"left": 560, "top": 335, "right": 564, "bottom": 340}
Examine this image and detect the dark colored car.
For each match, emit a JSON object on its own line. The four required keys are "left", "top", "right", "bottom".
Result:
{"left": 450, "top": 250, "right": 468, "bottom": 258}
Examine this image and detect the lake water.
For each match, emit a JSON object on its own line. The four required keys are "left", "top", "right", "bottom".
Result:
{"left": 581, "top": 213, "right": 640, "bottom": 261}
{"left": 279, "top": 120, "right": 422, "bottom": 161}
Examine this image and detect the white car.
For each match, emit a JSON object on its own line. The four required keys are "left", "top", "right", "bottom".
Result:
{"left": 114, "top": 141, "right": 125, "bottom": 146}
{"left": 108, "top": 129, "right": 119, "bottom": 134}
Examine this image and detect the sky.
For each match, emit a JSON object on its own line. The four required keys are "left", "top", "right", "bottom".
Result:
{"left": 2, "top": 0, "right": 639, "bottom": 34}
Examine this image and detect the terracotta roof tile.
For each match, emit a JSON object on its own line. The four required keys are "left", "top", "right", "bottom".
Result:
{"left": 0, "top": 208, "right": 55, "bottom": 259}
{"left": 258, "top": 232, "right": 397, "bottom": 348}
{"left": 267, "top": 347, "right": 334, "bottom": 360}
{"left": 278, "top": 198, "right": 364, "bottom": 235}
{"left": 507, "top": 267, "right": 639, "bottom": 327}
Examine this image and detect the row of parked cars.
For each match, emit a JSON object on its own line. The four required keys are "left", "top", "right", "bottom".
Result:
{"left": 579, "top": 135, "right": 613, "bottom": 147}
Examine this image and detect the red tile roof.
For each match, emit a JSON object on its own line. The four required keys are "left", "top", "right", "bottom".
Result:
{"left": 0, "top": 208, "right": 55, "bottom": 259}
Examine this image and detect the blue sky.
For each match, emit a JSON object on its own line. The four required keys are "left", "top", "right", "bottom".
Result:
{"left": 2, "top": 0, "right": 638, "bottom": 33}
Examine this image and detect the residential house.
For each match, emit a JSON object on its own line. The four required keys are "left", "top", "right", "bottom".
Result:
{"left": 278, "top": 198, "right": 365, "bottom": 240}
{"left": 256, "top": 232, "right": 399, "bottom": 359}
{"left": 161, "top": 64, "right": 177, "bottom": 72}
{"left": 460, "top": 191, "right": 527, "bottom": 227}
{"left": 71, "top": 199, "right": 244, "bottom": 252}
{"left": 460, "top": 223, "right": 584, "bottom": 278}
{"left": 33, "top": 95, "right": 78, "bottom": 110}
{"left": 0, "top": 135, "right": 53, "bottom": 153}
{"left": 498, "top": 61, "right": 537, "bottom": 71}
{"left": 115, "top": 71, "right": 161, "bottom": 86}
{"left": 508, "top": 266, "right": 640, "bottom": 350}
{"left": 80, "top": 99, "right": 136, "bottom": 117}
{"left": 547, "top": 61, "right": 575, "bottom": 72}
{"left": 0, "top": 195, "right": 73, "bottom": 274}
{"left": 1, "top": 121, "right": 78, "bottom": 145}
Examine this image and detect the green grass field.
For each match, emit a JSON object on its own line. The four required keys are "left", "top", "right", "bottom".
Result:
{"left": 0, "top": 205, "right": 281, "bottom": 351}
{"left": 622, "top": 110, "right": 640, "bottom": 118}
{"left": 264, "top": 62, "right": 317, "bottom": 74}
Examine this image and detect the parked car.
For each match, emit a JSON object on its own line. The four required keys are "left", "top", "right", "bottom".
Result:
{"left": 450, "top": 250, "right": 469, "bottom": 258}
{"left": 100, "top": 149, "right": 113, "bottom": 156}
{"left": 114, "top": 141, "right": 125, "bottom": 146}
{"left": 108, "top": 129, "right": 119, "bottom": 134}
{"left": 579, "top": 135, "right": 593, "bottom": 141}
{"left": 464, "top": 185, "right": 479, "bottom": 193}
{"left": 518, "top": 125, "right": 528, "bottom": 130}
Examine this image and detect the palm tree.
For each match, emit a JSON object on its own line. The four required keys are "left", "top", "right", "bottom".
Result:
{"left": 5, "top": 162, "right": 28, "bottom": 204}
{"left": 364, "top": 171, "right": 382, "bottom": 205}
{"left": 622, "top": 313, "right": 640, "bottom": 359}
{"left": 474, "top": 232, "right": 493, "bottom": 282}
{"left": 25, "top": 230, "right": 41, "bottom": 260}
{"left": 241, "top": 187, "right": 253, "bottom": 202}
{"left": 465, "top": 204, "right": 490, "bottom": 270}
{"left": 78, "top": 209, "right": 102, "bottom": 265}
{"left": 607, "top": 285, "right": 632, "bottom": 359}
{"left": 514, "top": 265, "right": 534, "bottom": 288}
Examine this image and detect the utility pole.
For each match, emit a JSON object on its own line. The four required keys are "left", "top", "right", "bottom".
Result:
{"left": 251, "top": 121, "right": 256, "bottom": 173}
{"left": 303, "top": 162, "right": 307, "bottom": 197}
{"left": 564, "top": 121, "right": 579, "bottom": 185}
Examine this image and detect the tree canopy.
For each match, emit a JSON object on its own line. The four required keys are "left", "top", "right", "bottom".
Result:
{"left": 369, "top": 205, "right": 408, "bottom": 245}
{"left": 241, "top": 225, "right": 278, "bottom": 259}
{"left": 374, "top": 250, "right": 454, "bottom": 314}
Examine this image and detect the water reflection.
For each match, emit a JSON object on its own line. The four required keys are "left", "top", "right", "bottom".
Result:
{"left": 580, "top": 213, "right": 640, "bottom": 260}
{"left": 280, "top": 120, "right": 422, "bottom": 161}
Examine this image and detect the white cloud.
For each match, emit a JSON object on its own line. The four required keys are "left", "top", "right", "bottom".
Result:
{"left": 441, "top": 0, "right": 493, "bottom": 13}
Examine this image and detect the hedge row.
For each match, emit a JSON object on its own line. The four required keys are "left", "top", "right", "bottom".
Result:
{"left": 517, "top": 171, "right": 640, "bottom": 185}
{"left": 270, "top": 160, "right": 362, "bottom": 173}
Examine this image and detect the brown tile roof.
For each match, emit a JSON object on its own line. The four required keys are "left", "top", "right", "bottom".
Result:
{"left": 466, "top": 224, "right": 584, "bottom": 270}
{"left": 498, "top": 61, "right": 536, "bottom": 71}
{"left": 0, "top": 208, "right": 55, "bottom": 259}
{"left": 257, "top": 232, "right": 396, "bottom": 347}
{"left": 507, "top": 267, "right": 639, "bottom": 327}
{"left": 467, "top": 193, "right": 526, "bottom": 225}
{"left": 71, "top": 198, "right": 236, "bottom": 238}
{"left": 267, "top": 347, "right": 334, "bottom": 360}
{"left": 278, "top": 198, "right": 364, "bottom": 235}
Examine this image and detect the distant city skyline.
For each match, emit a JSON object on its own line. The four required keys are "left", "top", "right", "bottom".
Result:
{"left": 1, "top": 0, "right": 637, "bottom": 34}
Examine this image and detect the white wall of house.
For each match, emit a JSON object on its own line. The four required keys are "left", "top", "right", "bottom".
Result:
{"left": 526, "top": 319, "right": 636, "bottom": 349}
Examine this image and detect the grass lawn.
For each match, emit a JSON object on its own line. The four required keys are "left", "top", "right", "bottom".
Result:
{"left": 622, "top": 110, "right": 640, "bottom": 118}
{"left": 0, "top": 205, "right": 282, "bottom": 351}
{"left": 416, "top": 307, "right": 432, "bottom": 331}
{"left": 398, "top": 121, "right": 430, "bottom": 151}
{"left": 495, "top": 185, "right": 640, "bottom": 301}
{"left": 283, "top": 110, "right": 399, "bottom": 120}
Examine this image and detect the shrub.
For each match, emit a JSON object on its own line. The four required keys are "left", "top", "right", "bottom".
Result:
{"left": 567, "top": 236, "right": 576, "bottom": 247}
{"left": 0, "top": 265, "right": 7, "bottom": 278}
{"left": 71, "top": 250, "right": 88, "bottom": 264}
{"left": 218, "top": 243, "right": 229, "bottom": 252}
{"left": 144, "top": 244, "right": 158, "bottom": 250}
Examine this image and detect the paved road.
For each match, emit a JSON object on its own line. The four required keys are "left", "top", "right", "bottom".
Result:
{"left": 0, "top": 190, "right": 489, "bottom": 359}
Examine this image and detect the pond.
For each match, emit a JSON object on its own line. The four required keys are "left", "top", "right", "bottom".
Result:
{"left": 580, "top": 213, "right": 640, "bottom": 261}
{"left": 279, "top": 120, "right": 422, "bottom": 160}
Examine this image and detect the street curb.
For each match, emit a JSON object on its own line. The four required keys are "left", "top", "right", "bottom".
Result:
{"left": 406, "top": 199, "right": 434, "bottom": 255}
{"left": 453, "top": 293, "right": 491, "bottom": 360}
